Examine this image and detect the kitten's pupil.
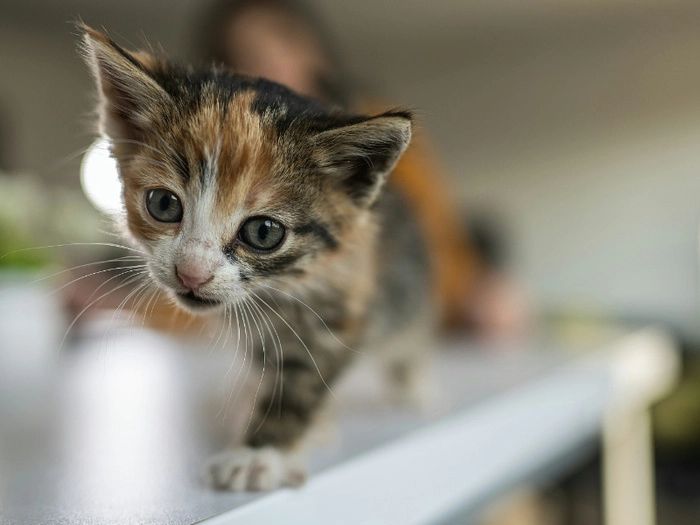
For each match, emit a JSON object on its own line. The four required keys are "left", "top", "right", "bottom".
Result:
{"left": 159, "top": 194, "right": 170, "bottom": 212}
{"left": 258, "top": 221, "right": 270, "bottom": 240}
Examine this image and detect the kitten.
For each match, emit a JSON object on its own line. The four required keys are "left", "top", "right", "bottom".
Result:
{"left": 79, "top": 24, "right": 434, "bottom": 491}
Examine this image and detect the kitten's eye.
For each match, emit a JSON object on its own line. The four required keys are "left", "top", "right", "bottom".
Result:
{"left": 146, "top": 189, "right": 183, "bottom": 223}
{"left": 239, "top": 217, "right": 285, "bottom": 251}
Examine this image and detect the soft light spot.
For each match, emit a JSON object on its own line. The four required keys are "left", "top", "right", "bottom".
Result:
{"left": 81, "top": 137, "right": 123, "bottom": 214}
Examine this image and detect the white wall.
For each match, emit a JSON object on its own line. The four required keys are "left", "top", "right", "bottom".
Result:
{"left": 323, "top": 2, "right": 700, "bottom": 338}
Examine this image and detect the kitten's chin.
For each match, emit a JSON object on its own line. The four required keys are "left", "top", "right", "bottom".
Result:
{"left": 174, "top": 291, "right": 224, "bottom": 313}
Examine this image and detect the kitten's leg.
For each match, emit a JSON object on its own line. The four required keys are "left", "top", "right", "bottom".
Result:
{"left": 387, "top": 352, "right": 434, "bottom": 410}
{"left": 205, "top": 345, "right": 349, "bottom": 491}
{"left": 383, "top": 313, "right": 438, "bottom": 412}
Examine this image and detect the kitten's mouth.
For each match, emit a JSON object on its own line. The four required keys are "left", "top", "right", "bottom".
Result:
{"left": 176, "top": 291, "right": 223, "bottom": 310}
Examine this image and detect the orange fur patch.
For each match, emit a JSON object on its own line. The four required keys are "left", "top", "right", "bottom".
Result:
{"left": 212, "top": 91, "right": 278, "bottom": 221}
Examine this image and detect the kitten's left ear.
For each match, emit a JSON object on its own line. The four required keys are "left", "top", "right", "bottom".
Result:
{"left": 78, "top": 23, "right": 171, "bottom": 142}
{"left": 311, "top": 111, "right": 412, "bottom": 207}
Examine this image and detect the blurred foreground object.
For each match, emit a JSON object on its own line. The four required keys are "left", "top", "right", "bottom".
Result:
{"left": 0, "top": 323, "right": 678, "bottom": 523}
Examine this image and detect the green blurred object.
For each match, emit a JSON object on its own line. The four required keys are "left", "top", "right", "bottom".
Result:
{"left": 0, "top": 172, "right": 106, "bottom": 270}
{"left": 0, "top": 229, "right": 50, "bottom": 268}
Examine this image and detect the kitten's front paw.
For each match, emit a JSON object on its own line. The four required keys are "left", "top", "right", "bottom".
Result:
{"left": 204, "top": 447, "right": 307, "bottom": 492}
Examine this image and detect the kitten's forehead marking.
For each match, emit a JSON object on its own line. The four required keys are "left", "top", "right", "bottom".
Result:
{"left": 185, "top": 100, "right": 224, "bottom": 189}
{"left": 205, "top": 90, "right": 279, "bottom": 222}
{"left": 200, "top": 138, "right": 221, "bottom": 190}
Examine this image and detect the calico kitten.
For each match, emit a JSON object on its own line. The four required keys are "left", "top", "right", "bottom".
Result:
{"left": 79, "top": 24, "right": 434, "bottom": 491}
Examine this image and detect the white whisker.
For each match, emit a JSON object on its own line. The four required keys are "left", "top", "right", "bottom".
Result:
{"left": 47, "top": 262, "right": 147, "bottom": 298}
{"left": 218, "top": 301, "right": 244, "bottom": 423}
{"left": 249, "top": 290, "right": 336, "bottom": 400}
{"left": 248, "top": 296, "right": 286, "bottom": 427}
{"left": 0, "top": 242, "right": 145, "bottom": 262}
{"left": 111, "top": 279, "right": 153, "bottom": 339}
{"left": 241, "top": 299, "right": 267, "bottom": 435}
{"left": 59, "top": 270, "right": 146, "bottom": 353}
{"left": 260, "top": 282, "right": 360, "bottom": 355}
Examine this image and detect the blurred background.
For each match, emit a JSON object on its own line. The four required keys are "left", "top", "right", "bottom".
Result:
{"left": 2, "top": 0, "right": 700, "bottom": 336}
{"left": 1, "top": 0, "right": 700, "bottom": 523}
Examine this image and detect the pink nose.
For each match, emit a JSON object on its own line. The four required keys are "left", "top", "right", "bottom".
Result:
{"left": 176, "top": 266, "right": 212, "bottom": 292}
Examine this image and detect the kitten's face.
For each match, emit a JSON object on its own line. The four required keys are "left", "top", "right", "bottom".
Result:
{"left": 118, "top": 92, "right": 349, "bottom": 312}
{"left": 80, "top": 26, "right": 411, "bottom": 313}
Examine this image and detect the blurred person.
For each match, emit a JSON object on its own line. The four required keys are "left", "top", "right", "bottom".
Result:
{"left": 195, "top": 0, "right": 531, "bottom": 338}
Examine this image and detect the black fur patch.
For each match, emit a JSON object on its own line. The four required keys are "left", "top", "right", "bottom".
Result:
{"left": 198, "top": 157, "right": 210, "bottom": 188}
{"left": 247, "top": 252, "right": 306, "bottom": 277}
{"left": 293, "top": 221, "right": 338, "bottom": 250}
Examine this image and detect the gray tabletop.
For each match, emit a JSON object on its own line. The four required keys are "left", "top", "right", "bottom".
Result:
{"left": 0, "top": 279, "right": 606, "bottom": 524}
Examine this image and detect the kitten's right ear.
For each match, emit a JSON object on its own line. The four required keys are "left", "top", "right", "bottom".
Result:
{"left": 78, "top": 24, "right": 171, "bottom": 142}
{"left": 311, "top": 112, "right": 412, "bottom": 208}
